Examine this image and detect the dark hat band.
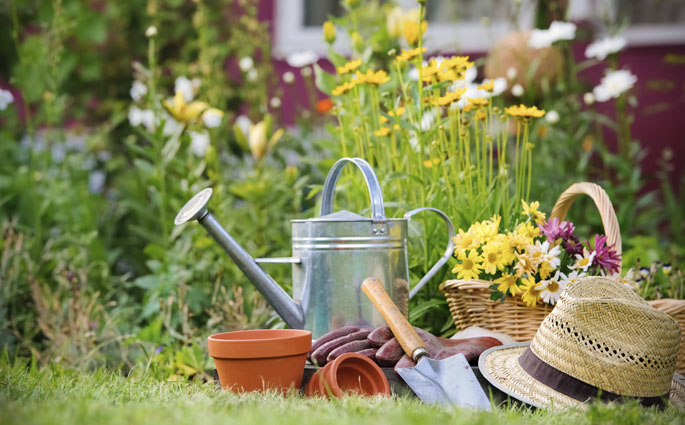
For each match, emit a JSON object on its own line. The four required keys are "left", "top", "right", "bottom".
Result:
{"left": 518, "top": 347, "right": 667, "bottom": 408}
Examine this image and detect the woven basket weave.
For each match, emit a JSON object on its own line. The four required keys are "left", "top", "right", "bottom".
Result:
{"left": 440, "top": 182, "right": 685, "bottom": 373}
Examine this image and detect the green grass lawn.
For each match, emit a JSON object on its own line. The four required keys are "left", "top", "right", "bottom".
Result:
{"left": 1, "top": 360, "right": 682, "bottom": 425}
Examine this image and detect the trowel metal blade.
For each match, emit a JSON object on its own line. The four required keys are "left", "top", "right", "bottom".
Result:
{"left": 396, "top": 353, "right": 492, "bottom": 410}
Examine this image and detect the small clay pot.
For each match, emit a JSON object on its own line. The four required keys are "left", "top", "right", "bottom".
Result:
{"left": 305, "top": 352, "right": 390, "bottom": 398}
{"left": 208, "top": 329, "right": 311, "bottom": 393}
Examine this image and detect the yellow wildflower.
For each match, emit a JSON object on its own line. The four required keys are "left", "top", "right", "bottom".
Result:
{"left": 396, "top": 47, "right": 426, "bottom": 62}
{"left": 380, "top": 116, "right": 388, "bottom": 123}
{"left": 478, "top": 79, "right": 495, "bottom": 91}
{"left": 164, "top": 90, "right": 208, "bottom": 123}
{"left": 495, "top": 273, "right": 522, "bottom": 296}
{"left": 432, "top": 88, "right": 466, "bottom": 106}
{"left": 388, "top": 107, "right": 405, "bottom": 117}
{"left": 337, "top": 59, "right": 362, "bottom": 75}
{"left": 514, "top": 251, "right": 537, "bottom": 277}
{"left": 452, "top": 249, "right": 483, "bottom": 281}
{"left": 355, "top": 69, "right": 390, "bottom": 85}
{"left": 539, "top": 261, "right": 555, "bottom": 280}
{"left": 332, "top": 81, "right": 356, "bottom": 96}
{"left": 481, "top": 242, "right": 506, "bottom": 275}
{"left": 475, "top": 109, "right": 487, "bottom": 121}
{"left": 375, "top": 127, "right": 391, "bottom": 137}
{"left": 520, "top": 276, "right": 542, "bottom": 307}
{"left": 421, "top": 59, "right": 442, "bottom": 82}
{"left": 452, "top": 228, "right": 479, "bottom": 252}
{"left": 521, "top": 200, "right": 546, "bottom": 224}
{"left": 403, "top": 19, "right": 427, "bottom": 45}
{"left": 323, "top": 20, "right": 336, "bottom": 44}
{"left": 440, "top": 56, "right": 474, "bottom": 73}
{"left": 437, "top": 69, "right": 459, "bottom": 82}
{"left": 423, "top": 158, "right": 440, "bottom": 168}
{"left": 505, "top": 104, "right": 546, "bottom": 119}
{"left": 467, "top": 97, "right": 489, "bottom": 107}
{"left": 515, "top": 221, "right": 540, "bottom": 239}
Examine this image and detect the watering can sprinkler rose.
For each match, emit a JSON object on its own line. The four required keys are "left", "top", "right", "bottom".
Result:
{"left": 175, "top": 157, "right": 455, "bottom": 339}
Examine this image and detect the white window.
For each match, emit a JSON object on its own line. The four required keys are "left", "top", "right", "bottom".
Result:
{"left": 274, "top": 0, "right": 685, "bottom": 58}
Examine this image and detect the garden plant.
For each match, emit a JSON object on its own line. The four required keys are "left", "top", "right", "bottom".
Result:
{"left": 0, "top": 0, "right": 683, "bottom": 423}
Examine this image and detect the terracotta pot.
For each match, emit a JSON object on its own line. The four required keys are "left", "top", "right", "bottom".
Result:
{"left": 208, "top": 329, "right": 311, "bottom": 393}
{"left": 305, "top": 353, "right": 390, "bottom": 398}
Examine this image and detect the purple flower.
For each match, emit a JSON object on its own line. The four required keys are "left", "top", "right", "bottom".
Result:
{"left": 540, "top": 217, "right": 582, "bottom": 255}
{"left": 587, "top": 234, "right": 621, "bottom": 274}
{"left": 155, "top": 345, "right": 164, "bottom": 355}
{"left": 539, "top": 217, "right": 576, "bottom": 242}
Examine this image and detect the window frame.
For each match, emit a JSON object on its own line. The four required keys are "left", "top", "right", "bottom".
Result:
{"left": 273, "top": 0, "right": 685, "bottom": 58}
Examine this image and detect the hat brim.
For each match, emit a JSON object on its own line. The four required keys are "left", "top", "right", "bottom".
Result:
{"left": 479, "top": 342, "right": 684, "bottom": 411}
{"left": 478, "top": 342, "right": 585, "bottom": 410}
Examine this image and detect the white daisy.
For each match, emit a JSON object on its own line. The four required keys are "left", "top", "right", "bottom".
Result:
{"left": 539, "top": 271, "right": 566, "bottom": 305}
{"left": 571, "top": 249, "right": 596, "bottom": 272}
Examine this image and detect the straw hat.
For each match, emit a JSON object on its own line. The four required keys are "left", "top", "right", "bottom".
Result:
{"left": 479, "top": 276, "right": 681, "bottom": 409}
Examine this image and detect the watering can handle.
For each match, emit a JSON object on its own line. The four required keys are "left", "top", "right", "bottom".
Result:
{"left": 320, "top": 157, "right": 386, "bottom": 220}
{"left": 404, "top": 207, "right": 456, "bottom": 299}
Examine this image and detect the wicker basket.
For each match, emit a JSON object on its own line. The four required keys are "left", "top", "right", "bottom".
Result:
{"left": 440, "top": 182, "right": 685, "bottom": 373}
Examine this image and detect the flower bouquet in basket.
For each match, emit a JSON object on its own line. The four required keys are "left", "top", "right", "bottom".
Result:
{"left": 440, "top": 182, "right": 627, "bottom": 342}
{"left": 451, "top": 200, "right": 622, "bottom": 308}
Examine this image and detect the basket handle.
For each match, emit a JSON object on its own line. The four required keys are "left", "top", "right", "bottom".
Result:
{"left": 549, "top": 182, "right": 622, "bottom": 258}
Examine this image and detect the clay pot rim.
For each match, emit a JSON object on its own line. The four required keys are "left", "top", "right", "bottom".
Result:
{"left": 208, "top": 329, "right": 312, "bottom": 359}
{"left": 320, "top": 353, "right": 390, "bottom": 398}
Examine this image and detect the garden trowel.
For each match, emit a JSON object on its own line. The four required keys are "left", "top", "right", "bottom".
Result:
{"left": 361, "top": 277, "right": 492, "bottom": 410}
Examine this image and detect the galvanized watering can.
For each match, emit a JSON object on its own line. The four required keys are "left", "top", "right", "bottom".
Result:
{"left": 175, "top": 157, "right": 455, "bottom": 339}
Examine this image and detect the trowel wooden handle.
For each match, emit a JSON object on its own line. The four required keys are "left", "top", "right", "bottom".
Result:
{"left": 361, "top": 277, "right": 427, "bottom": 362}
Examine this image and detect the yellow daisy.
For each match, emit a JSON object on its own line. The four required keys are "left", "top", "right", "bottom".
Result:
{"left": 337, "top": 59, "right": 362, "bottom": 75}
{"left": 505, "top": 104, "right": 546, "bottom": 119}
{"left": 520, "top": 275, "right": 542, "bottom": 307}
{"left": 481, "top": 242, "right": 506, "bottom": 275}
{"left": 521, "top": 200, "right": 546, "bottom": 224}
{"left": 495, "top": 273, "right": 522, "bottom": 296}
{"left": 452, "top": 250, "right": 483, "bottom": 281}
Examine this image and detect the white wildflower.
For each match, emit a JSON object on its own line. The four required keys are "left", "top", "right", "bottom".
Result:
{"left": 282, "top": 71, "right": 295, "bottom": 84}
{"left": 128, "top": 106, "right": 155, "bottom": 131}
{"left": 130, "top": 81, "right": 147, "bottom": 102}
{"left": 506, "top": 67, "right": 517, "bottom": 80}
{"left": 162, "top": 115, "right": 182, "bottom": 136}
{"left": 145, "top": 26, "right": 157, "bottom": 37}
{"left": 270, "top": 97, "right": 281, "bottom": 108}
{"left": 585, "top": 36, "right": 626, "bottom": 60}
{"left": 545, "top": 110, "right": 559, "bottom": 124}
{"left": 492, "top": 77, "right": 508, "bottom": 96}
{"left": 511, "top": 84, "right": 524, "bottom": 97}
{"left": 0, "top": 89, "right": 14, "bottom": 110}
{"left": 286, "top": 50, "right": 318, "bottom": 68}
{"left": 202, "top": 108, "right": 224, "bottom": 128}
{"left": 420, "top": 109, "right": 436, "bottom": 131}
{"left": 583, "top": 92, "right": 595, "bottom": 105}
{"left": 528, "top": 21, "right": 577, "bottom": 49}
{"left": 571, "top": 250, "right": 596, "bottom": 272}
{"left": 300, "top": 67, "right": 312, "bottom": 77}
{"left": 593, "top": 69, "right": 637, "bottom": 102}
{"left": 538, "top": 271, "right": 566, "bottom": 305}
{"left": 235, "top": 115, "right": 252, "bottom": 137}
{"left": 175, "top": 76, "right": 195, "bottom": 102}
{"left": 189, "top": 131, "right": 210, "bottom": 157}
{"left": 247, "top": 69, "right": 258, "bottom": 81}
{"left": 239, "top": 57, "right": 254, "bottom": 72}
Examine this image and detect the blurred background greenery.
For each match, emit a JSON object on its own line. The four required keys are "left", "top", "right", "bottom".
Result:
{"left": 0, "top": 0, "right": 682, "bottom": 379}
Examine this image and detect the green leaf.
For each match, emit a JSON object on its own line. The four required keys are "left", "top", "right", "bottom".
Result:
{"left": 314, "top": 63, "right": 336, "bottom": 95}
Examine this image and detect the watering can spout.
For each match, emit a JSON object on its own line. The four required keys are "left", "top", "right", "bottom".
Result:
{"left": 174, "top": 188, "right": 306, "bottom": 329}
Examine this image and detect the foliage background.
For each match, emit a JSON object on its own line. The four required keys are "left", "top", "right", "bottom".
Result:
{"left": 0, "top": 0, "right": 682, "bottom": 377}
